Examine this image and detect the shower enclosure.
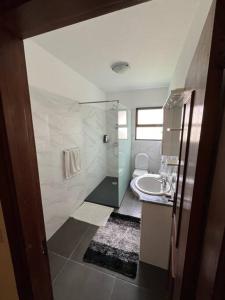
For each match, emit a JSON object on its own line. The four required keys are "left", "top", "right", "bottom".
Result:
{"left": 31, "top": 90, "right": 132, "bottom": 239}
{"left": 79, "top": 100, "right": 131, "bottom": 208}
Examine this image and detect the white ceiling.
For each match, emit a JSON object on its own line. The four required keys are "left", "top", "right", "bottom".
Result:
{"left": 32, "top": 0, "right": 200, "bottom": 93}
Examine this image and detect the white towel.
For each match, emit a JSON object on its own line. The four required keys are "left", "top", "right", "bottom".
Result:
{"left": 64, "top": 148, "right": 81, "bottom": 179}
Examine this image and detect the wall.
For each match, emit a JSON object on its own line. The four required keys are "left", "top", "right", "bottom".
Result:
{"left": 169, "top": 0, "right": 213, "bottom": 90}
{"left": 24, "top": 40, "right": 105, "bottom": 101}
{"left": 25, "top": 40, "right": 107, "bottom": 239}
{"left": 107, "top": 87, "right": 168, "bottom": 173}
{"left": 81, "top": 103, "right": 109, "bottom": 195}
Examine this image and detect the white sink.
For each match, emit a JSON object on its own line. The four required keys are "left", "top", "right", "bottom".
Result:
{"left": 135, "top": 174, "right": 170, "bottom": 196}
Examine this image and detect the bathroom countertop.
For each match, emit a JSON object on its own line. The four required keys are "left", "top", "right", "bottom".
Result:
{"left": 130, "top": 179, "right": 173, "bottom": 207}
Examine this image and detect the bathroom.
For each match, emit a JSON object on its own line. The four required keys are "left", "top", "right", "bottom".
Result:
{"left": 22, "top": 1, "right": 212, "bottom": 299}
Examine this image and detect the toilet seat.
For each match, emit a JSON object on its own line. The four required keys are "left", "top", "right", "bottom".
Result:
{"left": 134, "top": 153, "right": 149, "bottom": 170}
{"left": 132, "top": 153, "right": 149, "bottom": 178}
{"left": 132, "top": 169, "right": 148, "bottom": 178}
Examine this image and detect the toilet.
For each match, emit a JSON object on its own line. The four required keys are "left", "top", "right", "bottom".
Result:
{"left": 132, "top": 153, "right": 149, "bottom": 178}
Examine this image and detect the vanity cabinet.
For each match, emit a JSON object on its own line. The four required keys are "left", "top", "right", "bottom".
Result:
{"left": 140, "top": 202, "right": 172, "bottom": 270}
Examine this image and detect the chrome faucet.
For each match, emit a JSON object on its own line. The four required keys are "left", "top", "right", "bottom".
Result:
{"left": 157, "top": 175, "right": 167, "bottom": 188}
{"left": 161, "top": 177, "right": 167, "bottom": 188}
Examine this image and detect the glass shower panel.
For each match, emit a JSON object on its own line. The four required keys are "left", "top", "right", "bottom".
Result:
{"left": 105, "top": 102, "right": 119, "bottom": 207}
{"left": 105, "top": 102, "right": 119, "bottom": 181}
{"left": 118, "top": 104, "right": 132, "bottom": 205}
{"left": 81, "top": 101, "right": 119, "bottom": 208}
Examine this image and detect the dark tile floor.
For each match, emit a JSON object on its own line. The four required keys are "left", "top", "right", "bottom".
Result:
{"left": 48, "top": 189, "right": 168, "bottom": 300}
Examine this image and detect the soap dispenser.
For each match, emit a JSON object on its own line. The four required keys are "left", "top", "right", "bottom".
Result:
{"left": 103, "top": 135, "right": 109, "bottom": 143}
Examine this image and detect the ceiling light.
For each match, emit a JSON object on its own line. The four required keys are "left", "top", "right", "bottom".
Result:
{"left": 111, "top": 62, "right": 130, "bottom": 74}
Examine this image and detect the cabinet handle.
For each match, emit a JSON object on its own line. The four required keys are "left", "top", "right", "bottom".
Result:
{"left": 167, "top": 128, "right": 182, "bottom": 132}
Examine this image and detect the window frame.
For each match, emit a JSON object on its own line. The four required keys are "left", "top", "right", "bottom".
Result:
{"left": 135, "top": 106, "right": 163, "bottom": 141}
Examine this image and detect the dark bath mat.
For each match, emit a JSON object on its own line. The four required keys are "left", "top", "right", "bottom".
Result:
{"left": 83, "top": 212, "right": 140, "bottom": 278}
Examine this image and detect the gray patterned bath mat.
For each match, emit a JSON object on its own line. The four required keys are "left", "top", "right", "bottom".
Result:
{"left": 83, "top": 212, "right": 140, "bottom": 278}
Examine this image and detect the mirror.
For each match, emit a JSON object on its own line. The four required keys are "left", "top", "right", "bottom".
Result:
{"left": 162, "top": 89, "right": 184, "bottom": 157}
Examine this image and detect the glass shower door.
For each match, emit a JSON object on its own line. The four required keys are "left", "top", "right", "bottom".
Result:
{"left": 105, "top": 102, "right": 119, "bottom": 207}
{"left": 80, "top": 101, "right": 119, "bottom": 208}
{"left": 118, "top": 104, "right": 132, "bottom": 205}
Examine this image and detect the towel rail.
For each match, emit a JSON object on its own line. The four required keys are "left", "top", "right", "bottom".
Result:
{"left": 78, "top": 100, "right": 119, "bottom": 104}
{"left": 63, "top": 147, "right": 79, "bottom": 153}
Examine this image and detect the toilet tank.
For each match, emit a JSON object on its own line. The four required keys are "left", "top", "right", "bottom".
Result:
{"left": 135, "top": 153, "right": 149, "bottom": 170}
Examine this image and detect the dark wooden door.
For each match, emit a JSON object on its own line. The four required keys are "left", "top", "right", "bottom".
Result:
{"left": 170, "top": 92, "right": 194, "bottom": 292}
{"left": 170, "top": 2, "right": 225, "bottom": 299}
{"left": 196, "top": 70, "right": 225, "bottom": 300}
{"left": 175, "top": 93, "right": 195, "bottom": 248}
{"left": 213, "top": 230, "right": 225, "bottom": 300}
{"left": 0, "top": 0, "right": 28, "bottom": 13}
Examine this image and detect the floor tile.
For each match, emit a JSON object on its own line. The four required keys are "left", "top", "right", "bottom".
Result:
{"left": 69, "top": 211, "right": 168, "bottom": 292}
{"left": 110, "top": 279, "right": 153, "bottom": 300}
{"left": 48, "top": 218, "right": 89, "bottom": 257}
{"left": 53, "top": 260, "right": 115, "bottom": 300}
{"left": 136, "top": 262, "right": 168, "bottom": 292}
{"left": 116, "top": 261, "right": 168, "bottom": 292}
{"left": 48, "top": 251, "right": 67, "bottom": 281}
{"left": 48, "top": 189, "right": 168, "bottom": 300}
{"left": 70, "top": 224, "right": 119, "bottom": 277}
{"left": 70, "top": 224, "right": 98, "bottom": 263}
{"left": 116, "top": 188, "right": 142, "bottom": 219}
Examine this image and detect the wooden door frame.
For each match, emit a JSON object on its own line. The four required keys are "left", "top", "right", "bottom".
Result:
{"left": 0, "top": 1, "right": 225, "bottom": 300}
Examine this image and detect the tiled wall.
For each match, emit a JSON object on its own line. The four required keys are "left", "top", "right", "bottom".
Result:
{"left": 131, "top": 110, "right": 162, "bottom": 174}
{"left": 131, "top": 139, "right": 162, "bottom": 174}
{"left": 30, "top": 87, "right": 110, "bottom": 239}
{"left": 81, "top": 103, "right": 108, "bottom": 195}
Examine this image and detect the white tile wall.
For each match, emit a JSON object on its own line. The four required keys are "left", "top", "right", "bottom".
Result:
{"left": 130, "top": 110, "right": 162, "bottom": 174}
{"left": 30, "top": 87, "right": 112, "bottom": 239}
{"left": 132, "top": 140, "right": 162, "bottom": 174}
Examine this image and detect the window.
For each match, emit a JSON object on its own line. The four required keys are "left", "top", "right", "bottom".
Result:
{"left": 136, "top": 107, "right": 163, "bottom": 140}
{"left": 118, "top": 110, "right": 128, "bottom": 139}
